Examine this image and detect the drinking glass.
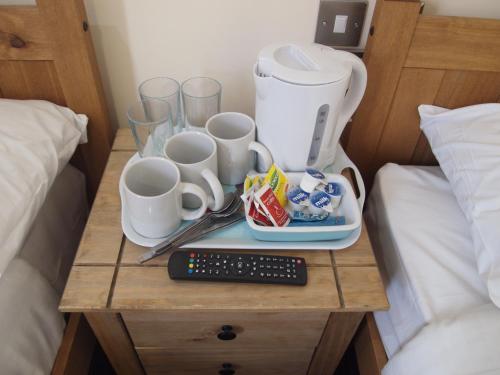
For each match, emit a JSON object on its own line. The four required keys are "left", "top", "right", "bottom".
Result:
{"left": 139, "top": 77, "right": 183, "bottom": 134}
{"left": 127, "top": 98, "right": 173, "bottom": 157}
{"left": 181, "top": 77, "right": 221, "bottom": 131}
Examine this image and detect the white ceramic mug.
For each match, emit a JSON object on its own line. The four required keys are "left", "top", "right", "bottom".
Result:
{"left": 122, "top": 157, "right": 208, "bottom": 238}
{"left": 163, "top": 131, "right": 224, "bottom": 211}
{"left": 206, "top": 112, "right": 273, "bottom": 185}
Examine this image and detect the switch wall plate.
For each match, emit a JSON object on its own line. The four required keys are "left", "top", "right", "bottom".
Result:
{"left": 315, "top": 0, "right": 367, "bottom": 47}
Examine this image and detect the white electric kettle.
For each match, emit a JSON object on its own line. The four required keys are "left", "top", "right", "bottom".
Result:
{"left": 254, "top": 43, "right": 367, "bottom": 171}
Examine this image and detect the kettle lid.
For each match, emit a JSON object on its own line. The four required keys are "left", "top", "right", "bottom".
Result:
{"left": 257, "top": 43, "right": 351, "bottom": 85}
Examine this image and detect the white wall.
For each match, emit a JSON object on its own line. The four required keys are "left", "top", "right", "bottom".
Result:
{"left": 80, "top": 0, "right": 500, "bottom": 128}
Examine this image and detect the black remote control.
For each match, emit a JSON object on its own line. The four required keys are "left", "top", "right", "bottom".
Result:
{"left": 168, "top": 251, "right": 307, "bottom": 286}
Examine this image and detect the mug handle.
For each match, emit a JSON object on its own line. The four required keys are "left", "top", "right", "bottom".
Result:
{"left": 248, "top": 141, "right": 273, "bottom": 171}
{"left": 201, "top": 168, "right": 225, "bottom": 211}
{"left": 180, "top": 182, "right": 208, "bottom": 220}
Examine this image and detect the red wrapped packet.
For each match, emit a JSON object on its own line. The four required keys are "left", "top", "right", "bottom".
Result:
{"left": 254, "top": 184, "right": 290, "bottom": 227}
{"left": 247, "top": 200, "right": 273, "bottom": 226}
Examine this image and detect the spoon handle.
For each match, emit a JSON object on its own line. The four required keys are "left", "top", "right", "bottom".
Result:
{"left": 148, "top": 213, "right": 212, "bottom": 254}
{"left": 138, "top": 212, "right": 244, "bottom": 263}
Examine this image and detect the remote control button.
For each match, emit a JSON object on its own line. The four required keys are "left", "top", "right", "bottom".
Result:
{"left": 215, "top": 270, "right": 220, "bottom": 276}
{"left": 216, "top": 254, "right": 221, "bottom": 259}
{"left": 292, "top": 259, "right": 295, "bottom": 263}
{"left": 250, "top": 272, "right": 255, "bottom": 276}
{"left": 265, "top": 257, "right": 271, "bottom": 262}
{"left": 297, "top": 259, "right": 302, "bottom": 264}
{"left": 259, "top": 257, "right": 264, "bottom": 261}
{"left": 231, "top": 260, "right": 249, "bottom": 276}
{"left": 225, "top": 270, "right": 230, "bottom": 276}
{"left": 189, "top": 253, "right": 195, "bottom": 258}
{"left": 266, "top": 272, "right": 272, "bottom": 277}
{"left": 215, "top": 261, "right": 220, "bottom": 267}
{"left": 189, "top": 258, "right": 194, "bottom": 263}
{"left": 273, "top": 273, "right": 278, "bottom": 278}
{"left": 188, "top": 269, "right": 193, "bottom": 274}
{"left": 188, "top": 264, "right": 194, "bottom": 269}
{"left": 272, "top": 265, "right": 278, "bottom": 270}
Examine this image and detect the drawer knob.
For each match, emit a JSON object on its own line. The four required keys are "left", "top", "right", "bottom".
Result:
{"left": 219, "top": 363, "right": 235, "bottom": 375}
{"left": 217, "top": 325, "right": 236, "bottom": 340}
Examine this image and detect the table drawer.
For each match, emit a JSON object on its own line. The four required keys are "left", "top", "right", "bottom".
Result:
{"left": 137, "top": 348, "right": 314, "bottom": 375}
{"left": 123, "top": 311, "right": 328, "bottom": 350}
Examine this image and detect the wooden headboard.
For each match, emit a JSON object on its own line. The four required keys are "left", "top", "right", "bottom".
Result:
{"left": 346, "top": 0, "right": 500, "bottom": 190}
{"left": 0, "top": 0, "right": 114, "bottom": 201}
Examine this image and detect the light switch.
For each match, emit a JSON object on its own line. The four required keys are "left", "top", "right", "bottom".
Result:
{"left": 333, "top": 15, "right": 348, "bottom": 34}
{"left": 314, "top": 0, "right": 367, "bottom": 47}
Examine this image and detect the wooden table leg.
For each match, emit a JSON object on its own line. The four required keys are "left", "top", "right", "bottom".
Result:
{"left": 308, "top": 312, "right": 365, "bottom": 375}
{"left": 85, "top": 312, "right": 144, "bottom": 375}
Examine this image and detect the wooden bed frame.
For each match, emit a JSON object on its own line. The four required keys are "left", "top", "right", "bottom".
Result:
{"left": 346, "top": 0, "right": 500, "bottom": 192}
{"left": 0, "top": 0, "right": 113, "bottom": 373}
{"left": 347, "top": 1, "right": 500, "bottom": 373}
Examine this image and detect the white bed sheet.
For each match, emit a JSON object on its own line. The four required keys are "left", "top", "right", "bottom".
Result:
{"left": 0, "top": 164, "right": 88, "bottom": 374}
{"left": 17, "top": 164, "right": 88, "bottom": 293}
{"left": 366, "top": 164, "right": 489, "bottom": 358}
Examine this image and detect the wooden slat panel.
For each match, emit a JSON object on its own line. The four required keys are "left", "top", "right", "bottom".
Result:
{"left": 434, "top": 70, "right": 500, "bottom": 108}
{"left": 336, "top": 267, "right": 388, "bottom": 311}
{"left": 51, "top": 313, "right": 95, "bottom": 375}
{"left": 0, "top": 6, "right": 53, "bottom": 60}
{"left": 37, "top": 0, "right": 114, "bottom": 200}
{"left": 333, "top": 224, "right": 376, "bottom": 266}
{"left": 138, "top": 348, "right": 312, "bottom": 375}
{"left": 122, "top": 311, "right": 327, "bottom": 350}
{"left": 308, "top": 312, "right": 364, "bottom": 375}
{"left": 411, "top": 133, "right": 437, "bottom": 165}
{"left": 373, "top": 68, "right": 444, "bottom": 167}
{"left": 120, "top": 240, "right": 333, "bottom": 267}
{"left": 60, "top": 266, "right": 115, "bottom": 311}
{"left": 113, "top": 127, "right": 136, "bottom": 151}
{"left": 74, "top": 151, "right": 133, "bottom": 265}
{"left": 406, "top": 16, "right": 500, "bottom": 72}
{"left": 0, "top": 60, "right": 65, "bottom": 104}
{"left": 346, "top": 0, "right": 421, "bottom": 185}
{"left": 354, "top": 313, "right": 388, "bottom": 375}
{"left": 112, "top": 266, "right": 340, "bottom": 311}
{"left": 85, "top": 313, "right": 144, "bottom": 375}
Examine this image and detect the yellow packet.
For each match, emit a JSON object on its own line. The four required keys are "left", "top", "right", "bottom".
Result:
{"left": 252, "top": 175, "right": 262, "bottom": 190}
{"left": 263, "top": 164, "right": 288, "bottom": 207}
{"left": 243, "top": 175, "right": 263, "bottom": 193}
{"left": 243, "top": 175, "right": 253, "bottom": 193}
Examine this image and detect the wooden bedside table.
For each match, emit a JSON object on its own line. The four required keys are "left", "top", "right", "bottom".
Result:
{"left": 60, "top": 129, "right": 388, "bottom": 375}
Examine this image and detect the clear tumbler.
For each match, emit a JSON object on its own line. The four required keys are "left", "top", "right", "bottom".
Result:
{"left": 181, "top": 77, "right": 221, "bottom": 131}
{"left": 127, "top": 98, "right": 173, "bottom": 157}
{"left": 139, "top": 77, "right": 182, "bottom": 134}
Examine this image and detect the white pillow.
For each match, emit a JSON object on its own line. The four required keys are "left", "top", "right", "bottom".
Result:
{"left": 419, "top": 103, "right": 500, "bottom": 307}
{"left": 0, "top": 99, "right": 87, "bottom": 277}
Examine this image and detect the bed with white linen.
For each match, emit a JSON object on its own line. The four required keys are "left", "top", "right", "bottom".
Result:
{"left": 362, "top": 102, "right": 500, "bottom": 375}
{"left": 0, "top": 100, "right": 89, "bottom": 374}
{"left": 365, "top": 163, "right": 490, "bottom": 358}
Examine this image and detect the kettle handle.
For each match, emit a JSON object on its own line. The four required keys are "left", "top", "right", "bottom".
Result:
{"left": 328, "top": 51, "right": 367, "bottom": 151}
